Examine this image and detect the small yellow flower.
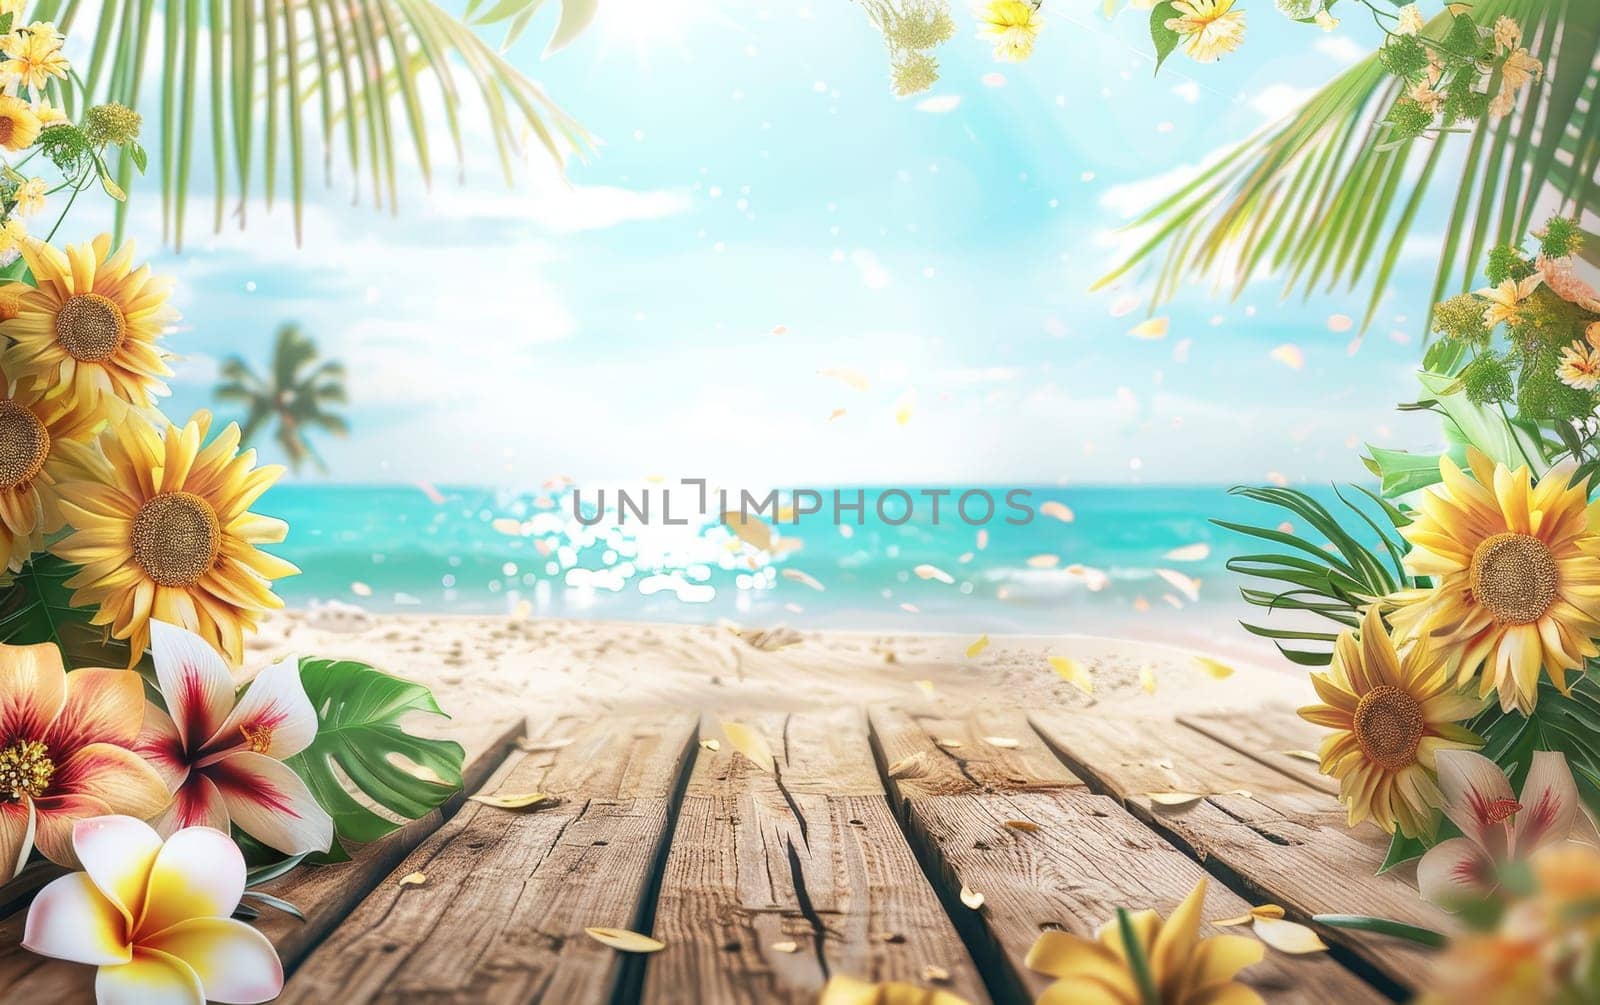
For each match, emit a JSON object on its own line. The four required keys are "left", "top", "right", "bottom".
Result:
{"left": 0, "top": 0, "right": 23, "bottom": 18}
{"left": 1557, "top": 341, "right": 1600, "bottom": 391}
{"left": 11, "top": 177, "right": 44, "bottom": 218}
{"left": 29, "top": 101, "right": 64, "bottom": 125}
{"left": 0, "top": 94, "right": 38, "bottom": 152}
{"left": 1314, "top": 9, "right": 1339, "bottom": 31}
{"left": 1410, "top": 81, "right": 1446, "bottom": 115}
{"left": 1396, "top": 4, "right": 1425, "bottom": 35}
{"left": 0, "top": 23, "right": 68, "bottom": 93}
{"left": 1475, "top": 273, "right": 1543, "bottom": 327}
{"left": 1501, "top": 47, "right": 1543, "bottom": 92}
{"left": 973, "top": 0, "right": 1042, "bottom": 62}
{"left": 0, "top": 218, "right": 25, "bottom": 255}
{"left": 1164, "top": 0, "right": 1246, "bottom": 63}
{"left": 1492, "top": 15, "right": 1522, "bottom": 54}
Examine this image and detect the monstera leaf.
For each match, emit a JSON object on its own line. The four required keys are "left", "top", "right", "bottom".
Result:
{"left": 286, "top": 657, "right": 464, "bottom": 857}
{"left": 0, "top": 553, "right": 135, "bottom": 670}
{"left": 1382, "top": 673, "right": 1600, "bottom": 870}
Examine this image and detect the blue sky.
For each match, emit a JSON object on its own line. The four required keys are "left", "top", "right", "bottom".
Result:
{"left": 70, "top": 0, "right": 1452, "bottom": 487}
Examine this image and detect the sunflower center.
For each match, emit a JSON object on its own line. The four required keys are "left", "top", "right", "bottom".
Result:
{"left": 131, "top": 491, "right": 221, "bottom": 587}
{"left": 0, "top": 399, "right": 49, "bottom": 489}
{"left": 54, "top": 292, "right": 127, "bottom": 362}
{"left": 0, "top": 739, "right": 53, "bottom": 800}
{"left": 1352, "top": 685, "right": 1425, "bottom": 772}
{"left": 1470, "top": 532, "right": 1559, "bottom": 625}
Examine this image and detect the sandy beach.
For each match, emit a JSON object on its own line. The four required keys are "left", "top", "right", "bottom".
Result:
{"left": 244, "top": 607, "right": 1318, "bottom": 738}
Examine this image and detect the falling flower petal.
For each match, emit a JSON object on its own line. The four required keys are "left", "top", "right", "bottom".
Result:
{"left": 1040, "top": 501, "right": 1074, "bottom": 523}
{"left": 1156, "top": 569, "right": 1201, "bottom": 602}
{"left": 1270, "top": 344, "right": 1304, "bottom": 370}
{"left": 1193, "top": 656, "right": 1235, "bottom": 680}
{"left": 1048, "top": 656, "right": 1093, "bottom": 696}
{"left": 894, "top": 390, "right": 916, "bottom": 426}
{"left": 1139, "top": 665, "right": 1158, "bottom": 694}
{"left": 966, "top": 635, "right": 989, "bottom": 658}
{"left": 721, "top": 720, "right": 776, "bottom": 773}
{"left": 1327, "top": 314, "right": 1353, "bottom": 333}
{"left": 1163, "top": 543, "right": 1209, "bottom": 561}
{"left": 818, "top": 367, "right": 870, "bottom": 391}
{"left": 585, "top": 927, "right": 666, "bottom": 953}
{"left": 699, "top": 738, "right": 721, "bottom": 752}
{"left": 782, "top": 569, "right": 826, "bottom": 591}
{"left": 914, "top": 564, "right": 955, "bottom": 584}
{"left": 772, "top": 940, "right": 799, "bottom": 953}
{"left": 1128, "top": 317, "right": 1169, "bottom": 340}
{"left": 960, "top": 886, "right": 985, "bottom": 910}
{"left": 1026, "top": 554, "right": 1059, "bottom": 569}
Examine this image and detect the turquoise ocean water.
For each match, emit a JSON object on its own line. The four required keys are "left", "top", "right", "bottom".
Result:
{"left": 258, "top": 484, "right": 1383, "bottom": 656}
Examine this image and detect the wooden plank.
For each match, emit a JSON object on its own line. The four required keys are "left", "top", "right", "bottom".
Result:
{"left": 1181, "top": 705, "right": 1337, "bottom": 796}
{"left": 0, "top": 711, "right": 524, "bottom": 1001}
{"left": 643, "top": 709, "right": 990, "bottom": 1005}
{"left": 1030, "top": 708, "right": 1450, "bottom": 994}
{"left": 870, "top": 709, "right": 1387, "bottom": 1005}
{"left": 279, "top": 712, "right": 697, "bottom": 1004}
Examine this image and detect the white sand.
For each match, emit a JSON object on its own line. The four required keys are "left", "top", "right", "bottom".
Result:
{"left": 247, "top": 609, "right": 1318, "bottom": 736}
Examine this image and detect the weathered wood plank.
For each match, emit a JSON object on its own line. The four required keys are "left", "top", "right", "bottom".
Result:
{"left": 279, "top": 712, "right": 698, "bottom": 1005}
{"left": 869, "top": 709, "right": 1387, "bottom": 1005}
{"left": 0, "top": 711, "right": 524, "bottom": 1001}
{"left": 1180, "top": 705, "right": 1337, "bottom": 796}
{"left": 1030, "top": 709, "right": 1449, "bottom": 993}
{"left": 643, "top": 709, "right": 990, "bottom": 1005}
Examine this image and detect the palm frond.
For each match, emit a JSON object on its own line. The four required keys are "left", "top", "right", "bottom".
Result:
{"left": 1097, "top": 0, "right": 1600, "bottom": 333}
{"left": 42, "top": 0, "right": 595, "bottom": 246}
{"left": 1214, "top": 485, "right": 1416, "bottom": 667}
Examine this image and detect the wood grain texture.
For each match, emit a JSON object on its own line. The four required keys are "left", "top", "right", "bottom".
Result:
{"left": 279, "top": 712, "right": 698, "bottom": 1005}
{"left": 869, "top": 709, "right": 1385, "bottom": 1005}
{"left": 1030, "top": 709, "right": 1450, "bottom": 993}
{"left": 643, "top": 709, "right": 990, "bottom": 1005}
{"left": 0, "top": 712, "right": 524, "bottom": 1001}
{"left": 1181, "top": 706, "right": 1337, "bottom": 796}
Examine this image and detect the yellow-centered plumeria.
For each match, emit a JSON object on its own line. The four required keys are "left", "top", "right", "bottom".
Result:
{"left": 1385, "top": 449, "right": 1600, "bottom": 713}
{"left": 1299, "top": 604, "right": 1483, "bottom": 838}
{"left": 1025, "top": 877, "right": 1265, "bottom": 1004}
{"left": 973, "top": 0, "right": 1041, "bottom": 62}
{"left": 0, "top": 234, "right": 176, "bottom": 410}
{"left": 1164, "top": 0, "right": 1246, "bottom": 64}
{"left": 51, "top": 410, "right": 298, "bottom": 667}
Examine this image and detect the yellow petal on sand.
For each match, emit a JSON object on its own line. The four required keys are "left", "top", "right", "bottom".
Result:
{"left": 818, "top": 366, "right": 870, "bottom": 391}
{"left": 1039, "top": 501, "right": 1074, "bottom": 523}
{"left": 772, "top": 940, "right": 799, "bottom": 953}
{"left": 722, "top": 720, "right": 777, "bottom": 773}
{"left": 585, "top": 927, "right": 666, "bottom": 954}
{"left": 699, "top": 738, "right": 721, "bottom": 752}
{"left": 1213, "top": 913, "right": 1255, "bottom": 927}
{"left": 1193, "top": 655, "right": 1236, "bottom": 680}
{"left": 937, "top": 738, "right": 963, "bottom": 748}
{"left": 1163, "top": 543, "right": 1209, "bottom": 561}
{"left": 723, "top": 511, "right": 774, "bottom": 551}
{"left": 399, "top": 872, "right": 427, "bottom": 887}
{"left": 1026, "top": 554, "right": 1060, "bottom": 569}
{"left": 914, "top": 679, "right": 936, "bottom": 697}
{"left": 966, "top": 635, "right": 989, "bottom": 658}
{"left": 921, "top": 964, "right": 951, "bottom": 983}
{"left": 1156, "top": 569, "right": 1201, "bottom": 602}
{"left": 782, "top": 568, "right": 826, "bottom": 591}
{"left": 1270, "top": 344, "right": 1305, "bottom": 370}
{"left": 894, "top": 389, "right": 916, "bottom": 426}
{"left": 1004, "top": 820, "right": 1040, "bottom": 833}
{"left": 1283, "top": 749, "right": 1320, "bottom": 763}
{"left": 469, "top": 792, "right": 552, "bottom": 810}
{"left": 1139, "top": 664, "right": 1157, "bottom": 695}
{"left": 983, "top": 736, "right": 1020, "bottom": 749}
{"left": 1147, "top": 792, "right": 1204, "bottom": 807}
{"left": 960, "top": 886, "right": 985, "bottom": 910}
{"left": 1253, "top": 916, "right": 1328, "bottom": 954}
{"left": 1128, "top": 317, "right": 1169, "bottom": 340}
{"left": 914, "top": 564, "right": 954, "bottom": 584}
{"left": 1048, "top": 656, "right": 1094, "bottom": 697}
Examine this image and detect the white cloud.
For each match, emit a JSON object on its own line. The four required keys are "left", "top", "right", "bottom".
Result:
{"left": 1316, "top": 35, "right": 1368, "bottom": 66}
{"left": 916, "top": 94, "right": 962, "bottom": 114}
{"left": 1250, "top": 84, "right": 1315, "bottom": 122}
{"left": 1171, "top": 81, "right": 1200, "bottom": 104}
{"left": 850, "top": 250, "right": 891, "bottom": 290}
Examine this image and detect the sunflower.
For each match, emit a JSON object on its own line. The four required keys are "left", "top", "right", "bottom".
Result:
{"left": 0, "top": 370, "right": 100, "bottom": 572}
{"left": 1164, "top": 0, "right": 1246, "bottom": 64}
{"left": 1300, "top": 605, "right": 1483, "bottom": 838}
{"left": 0, "top": 234, "right": 176, "bottom": 411}
{"left": 51, "top": 410, "right": 298, "bottom": 666}
{"left": 0, "top": 95, "right": 39, "bottom": 152}
{"left": 1385, "top": 449, "right": 1600, "bottom": 714}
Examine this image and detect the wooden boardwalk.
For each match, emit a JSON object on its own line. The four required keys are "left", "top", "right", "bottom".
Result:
{"left": 0, "top": 698, "right": 1446, "bottom": 1003}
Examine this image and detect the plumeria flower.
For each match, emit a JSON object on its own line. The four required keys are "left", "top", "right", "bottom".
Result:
{"left": 1475, "top": 273, "right": 1543, "bottom": 327}
{"left": 0, "top": 641, "right": 168, "bottom": 880}
{"left": 1417, "top": 749, "right": 1581, "bottom": 909}
{"left": 134, "top": 620, "right": 333, "bottom": 856}
{"left": 23, "top": 816, "right": 282, "bottom": 1004}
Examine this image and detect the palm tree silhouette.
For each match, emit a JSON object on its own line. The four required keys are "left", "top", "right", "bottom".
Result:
{"left": 215, "top": 324, "right": 349, "bottom": 473}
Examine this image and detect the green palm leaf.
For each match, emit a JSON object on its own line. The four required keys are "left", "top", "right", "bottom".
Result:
{"left": 215, "top": 321, "right": 349, "bottom": 472}
{"left": 38, "top": 0, "right": 595, "bottom": 246}
{"left": 1097, "top": 0, "right": 1600, "bottom": 334}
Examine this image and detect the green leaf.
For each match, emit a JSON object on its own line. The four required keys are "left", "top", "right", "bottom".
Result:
{"left": 1311, "top": 915, "right": 1448, "bottom": 947}
{"left": 1363, "top": 444, "right": 1458, "bottom": 497}
{"left": 0, "top": 554, "right": 136, "bottom": 670}
{"left": 285, "top": 657, "right": 464, "bottom": 855}
{"left": 1418, "top": 369, "right": 1546, "bottom": 473}
{"left": 1150, "top": 2, "right": 1180, "bottom": 73}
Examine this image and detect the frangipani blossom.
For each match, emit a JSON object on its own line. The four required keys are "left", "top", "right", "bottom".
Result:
{"left": 1418, "top": 749, "right": 1581, "bottom": 909}
{"left": 23, "top": 816, "right": 282, "bottom": 1004}
{"left": 0, "top": 641, "right": 167, "bottom": 880}
{"left": 134, "top": 620, "right": 332, "bottom": 856}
